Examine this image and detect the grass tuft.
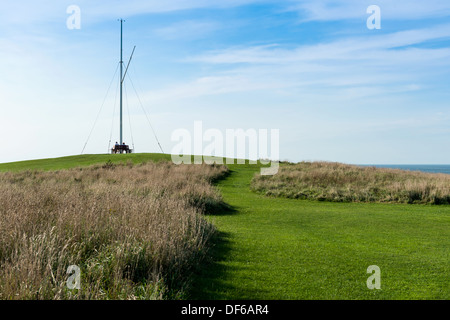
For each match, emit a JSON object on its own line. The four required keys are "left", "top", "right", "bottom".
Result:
{"left": 251, "top": 161, "right": 450, "bottom": 204}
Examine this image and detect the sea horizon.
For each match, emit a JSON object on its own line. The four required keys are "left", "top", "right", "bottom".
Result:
{"left": 358, "top": 164, "right": 450, "bottom": 175}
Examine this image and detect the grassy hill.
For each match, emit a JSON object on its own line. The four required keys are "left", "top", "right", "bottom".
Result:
{"left": 0, "top": 153, "right": 171, "bottom": 172}
{"left": 0, "top": 154, "right": 449, "bottom": 300}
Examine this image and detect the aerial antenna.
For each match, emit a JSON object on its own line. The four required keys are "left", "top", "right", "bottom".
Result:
{"left": 82, "top": 19, "right": 164, "bottom": 155}
{"left": 118, "top": 20, "right": 137, "bottom": 146}
{"left": 119, "top": 19, "right": 124, "bottom": 146}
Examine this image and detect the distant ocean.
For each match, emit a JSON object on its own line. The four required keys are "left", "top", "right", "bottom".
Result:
{"left": 359, "top": 165, "right": 450, "bottom": 175}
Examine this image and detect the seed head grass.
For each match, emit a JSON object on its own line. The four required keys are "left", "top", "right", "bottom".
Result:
{"left": 0, "top": 161, "right": 228, "bottom": 299}
{"left": 251, "top": 161, "right": 450, "bottom": 204}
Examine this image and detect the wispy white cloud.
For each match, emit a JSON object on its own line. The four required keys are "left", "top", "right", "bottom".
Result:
{"left": 154, "top": 20, "right": 221, "bottom": 40}
{"left": 133, "top": 74, "right": 284, "bottom": 104}
{"left": 0, "top": 0, "right": 267, "bottom": 28}
{"left": 286, "top": 0, "right": 450, "bottom": 22}
{"left": 176, "top": 23, "right": 450, "bottom": 103}
{"left": 188, "top": 23, "right": 450, "bottom": 64}
{"left": 3, "top": 0, "right": 450, "bottom": 26}
{"left": 85, "top": 0, "right": 266, "bottom": 16}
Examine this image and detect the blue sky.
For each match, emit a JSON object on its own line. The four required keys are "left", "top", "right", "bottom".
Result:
{"left": 1, "top": 0, "right": 450, "bottom": 164}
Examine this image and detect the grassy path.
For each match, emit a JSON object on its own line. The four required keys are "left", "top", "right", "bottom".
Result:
{"left": 191, "top": 164, "right": 450, "bottom": 299}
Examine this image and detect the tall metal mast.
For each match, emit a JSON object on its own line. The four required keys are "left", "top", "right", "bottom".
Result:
{"left": 119, "top": 19, "right": 124, "bottom": 145}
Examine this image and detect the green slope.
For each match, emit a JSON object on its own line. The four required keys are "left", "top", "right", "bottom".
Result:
{"left": 1, "top": 154, "right": 448, "bottom": 299}
{"left": 0, "top": 153, "right": 170, "bottom": 172}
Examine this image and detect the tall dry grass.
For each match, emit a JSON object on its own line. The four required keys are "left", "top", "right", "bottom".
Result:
{"left": 251, "top": 161, "right": 450, "bottom": 204}
{"left": 0, "top": 161, "right": 228, "bottom": 299}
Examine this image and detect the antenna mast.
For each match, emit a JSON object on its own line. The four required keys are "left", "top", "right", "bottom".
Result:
{"left": 83, "top": 19, "right": 142, "bottom": 155}
{"left": 119, "top": 19, "right": 124, "bottom": 145}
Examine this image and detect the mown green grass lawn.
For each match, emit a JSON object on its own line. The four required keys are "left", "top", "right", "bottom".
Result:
{"left": 1, "top": 154, "right": 448, "bottom": 300}
{"left": 191, "top": 163, "right": 449, "bottom": 300}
